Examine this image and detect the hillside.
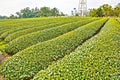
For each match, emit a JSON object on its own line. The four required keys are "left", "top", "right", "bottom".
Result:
{"left": 0, "top": 17, "right": 120, "bottom": 80}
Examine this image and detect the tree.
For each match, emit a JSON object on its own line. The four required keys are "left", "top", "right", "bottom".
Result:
{"left": 88, "top": 4, "right": 118, "bottom": 17}
{"left": 39, "top": 7, "right": 51, "bottom": 17}
{"left": 2, "top": 16, "right": 8, "bottom": 19}
{"left": 113, "top": 7, "right": 120, "bottom": 17}
{"left": 0, "top": 15, "right": 4, "bottom": 19}
{"left": 100, "top": 4, "right": 112, "bottom": 17}
{"left": 16, "top": 12, "right": 22, "bottom": 18}
{"left": 33, "top": 7, "right": 40, "bottom": 17}
{"left": 15, "top": 7, "right": 65, "bottom": 18}
{"left": 113, "top": 3, "right": 120, "bottom": 17}
{"left": 16, "top": 7, "right": 40, "bottom": 18}
{"left": 20, "top": 7, "right": 32, "bottom": 18}
{"left": 96, "top": 8, "right": 104, "bottom": 17}
{"left": 0, "top": 6, "right": 65, "bottom": 19}
{"left": 60, "top": 12, "right": 65, "bottom": 16}
{"left": 88, "top": 9, "right": 98, "bottom": 17}
{"left": 51, "top": 7, "right": 59, "bottom": 16}
{"left": 116, "top": 3, "right": 120, "bottom": 8}
{"left": 9, "top": 14, "right": 17, "bottom": 19}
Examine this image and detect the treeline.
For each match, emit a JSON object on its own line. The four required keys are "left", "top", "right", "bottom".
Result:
{"left": 0, "top": 7, "right": 65, "bottom": 19}
{"left": 0, "top": 3, "right": 120, "bottom": 19}
{"left": 88, "top": 3, "right": 120, "bottom": 17}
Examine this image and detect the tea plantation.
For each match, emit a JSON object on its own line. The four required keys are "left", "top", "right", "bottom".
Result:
{"left": 0, "top": 17, "right": 119, "bottom": 80}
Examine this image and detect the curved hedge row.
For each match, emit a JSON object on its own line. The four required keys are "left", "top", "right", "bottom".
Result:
{"left": 4, "top": 18, "right": 80, "bottom": 42}
{"left": 0, "top": 21, "right": 55, "bottom": 40}
{"left": 33, "top": 19, "right": 120, "bottom": 80}
{"left": 5, "top": 18, "right": 97, "bottom": 54}
{"left": 0, "top": 17, "right": 89, "bottom": 38}
{"left": 0, "top": 17, "right": 63, "bottom": 30}
{"left": 0, "top": 18, "right": 52, "bottom": 33}
{"left": 0, "top": 27, "right": 11, "bottom": 33}
{"left": 0, "top": 30, "right": 9, "bottom": 37}
{"left": 0, "top": 18, "right": 107, "bottom": 80}
{"left": 117, "top": 18, "right": 120, "bottom": 23}
{"left": 0, "top": 17, "right": 74, "bottom": 40}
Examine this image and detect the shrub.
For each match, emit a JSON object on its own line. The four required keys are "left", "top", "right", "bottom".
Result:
{"left": 0, "top": 17, "right": 72, "bottom": 40}
{"left": 5, "top": 18, "right": 96, "bottom": 54}
{"left": 0, "top": 18, "right": 107, "bottom": 80}
{"left": 4, "top": 18, "right": 80, "bottom": 42}
{"left": 33, "top": 19, "right": 120, "bottom": 80}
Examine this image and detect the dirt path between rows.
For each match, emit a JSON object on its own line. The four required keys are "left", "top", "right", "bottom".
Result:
{"left": 0, "top": 51, "right": 11, "bottom": 80}
{"left": 0, "top": 51, "right": 3, "bottom": 64}
{"left": 0, "top": 51, "right": 11, "bottom": 64}
{"left": 0, "top": 75, "right": 5, "bottom": 80}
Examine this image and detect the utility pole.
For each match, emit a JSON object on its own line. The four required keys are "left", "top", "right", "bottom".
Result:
{"left": 78, "top": 0, "right": 87, "bottom": 16}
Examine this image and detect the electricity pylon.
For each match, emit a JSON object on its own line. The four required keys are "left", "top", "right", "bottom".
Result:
{"left": 78, "top": 0, "right": 87, "bottom": 16}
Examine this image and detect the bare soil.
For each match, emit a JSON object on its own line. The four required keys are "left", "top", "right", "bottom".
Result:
{"left": 0, "top": 75, "right": 5, "bottom": 80}
{"left": 0, "top": 51, "right": 11, "bottom": 80}
{"left": 0, "top": 51, "right": 11, "bottom": 64}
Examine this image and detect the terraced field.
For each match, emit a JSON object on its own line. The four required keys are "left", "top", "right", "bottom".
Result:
{"left": 0, "top": 17, "right": 119, "bottom": 80}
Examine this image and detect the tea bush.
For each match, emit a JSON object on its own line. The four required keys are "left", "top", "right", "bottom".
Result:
{"left": 0, "top": 18, "right": 107, "bottom": 80}
{"left": 33, "top": 19, "right": 120, "bottom": 80}
{"left": 4, "top": 18, "right": 80, "bottom": 42}
{"left": 0, "top": 17, "right": 76, "bottom": 39}
{"left": 5, "top": 18, "right": 96, "bottom": 54}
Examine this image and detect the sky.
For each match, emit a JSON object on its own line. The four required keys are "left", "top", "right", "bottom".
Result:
{"left": 0, "top": 0, "right": 119, "bottom": 16}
